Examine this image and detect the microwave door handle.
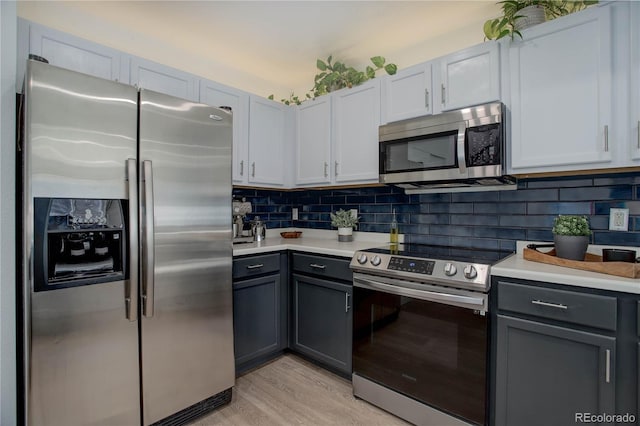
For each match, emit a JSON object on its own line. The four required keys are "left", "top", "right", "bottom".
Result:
{"left": 456, "top": 123, "right": 467, "bottom": 175}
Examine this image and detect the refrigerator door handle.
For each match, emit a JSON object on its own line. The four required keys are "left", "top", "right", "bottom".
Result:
{"left": 142, "top": 160, "right": 155, "bottom": 317}
{"left": 126, "top": 158, "right": 139, "bottom": 321}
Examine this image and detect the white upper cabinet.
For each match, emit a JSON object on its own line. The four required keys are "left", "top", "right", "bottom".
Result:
{"left": 129, "top": 57, "right": 198, "bottom": 102}
{"left": 381, "top": 62, "right": 433, "bottom": 124}
{"left": 332, "top": 79, "right": 381, "bottom": 184}
{"left": 199, "top": 80, "right": 250, "bottom": 184}
{"left": 435, "top": 42, "right": 501, "bottom": 113}
{"left": 248, "top": 96, "right": 288, "bottom": 186}
{"left": 509, "top": 5, "right": 613, "bottom": 174}
{"left": 25, "top": 20, "right": 124, "bottom": 83}
{"left": 295, "top": 98, "right": 331, "bottom": 186}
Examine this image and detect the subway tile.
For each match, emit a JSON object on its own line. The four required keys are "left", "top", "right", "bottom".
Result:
{"left": 412, "top": 214, "right": 451, "bottom": 225}
{"left": 593, "top": 174, "right": 640, "bottom": 186}
{"left": 475, "top": 202, "right": 525, "bottom": 215}
{"left": 346, "top": 195, "right": 376, "bottom": 204}
{"left": 499, "top": 188, "right": 558, "bottom": 202}
{"left": 496, "top": 228, "right": 528, "bottom": 240}
{"left": 527, "top": 202, "right": 592, "bottom": 215}
{"left": 418, "top": 193, "right": 451, "bottom": 203}
{"left": 559, "top": 186, "right": 632, "bottom": 201}
{"left": 525, "top": 177, "right": 593, "bottom": 189}
{"left": 452, "top": 191, "right": 499, "bottom": 203}
{"left": 296, "top": 195, "right": 321, "bottom": 205}
{"left": 359, "top": 213, "right": 376, "bottom": 224}
{"left": 359, "top": 223, "right": 390, "bottom": 233}
{"left": 254, "top": 205, "right": 278, "bottom": 213}
{"left": 526, "top": 229, "right": 554, "bottom": 242}
{"left": 635, "top": 217, "right": 640, "bottom": 232}
{"left": 320, "top": 195, "right": 346, "bottom": 204}
{"left": 428, "top": 203, "right": 452, "bottom": 213}
{"left": 360, "top": 204, "right": 393, "bottom": 214}
{"left": 394, "top": 204, "right": 420, "bottom": 214}
{"left": 499, "top": 240, "right": 517, "bottom": 252}
{"left": 593, "top": 231, "right": 640, "bottom": 246}
{"left": 409, "top": 234, "right": 453, "bottom": 246}
{"left": 594, "top": 201, "right": 640, "bottom": 215}
{"left": 588, "top": 216, "right": 609, "bottom": 231}
{"left": 429, "top": 224, "right": 475, "bottom": 237}
{"left": 399, "top": 224, "right": 420, "bottom": 235}
{"left": 499, "top": 215, "right": 555, "bottom": 228}
{"left": 302, "top": 204, "right": 332, "bottom": 213}
{"left": 450, "top": 237, "right": 499, "bottom": 250}
{"left": 376, "top": 194, "right": 411, "bottom": 204}
{"left": 450, "top": 215, "right": 499, "bottom": 226}
{"left": 268, "top": 213, "right": 289, "bottom": 220}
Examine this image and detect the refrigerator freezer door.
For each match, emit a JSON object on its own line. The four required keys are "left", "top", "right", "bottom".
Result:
{"left": 138, "top": 90, "right": 234, "bottom": 424}
{"left": 24, "top": 61, "right": 140, "bottom": 425}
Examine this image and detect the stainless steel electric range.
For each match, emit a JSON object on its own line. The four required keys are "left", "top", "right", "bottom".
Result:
{"left": 350, "top": 243, "right": 514, "bottom": 426}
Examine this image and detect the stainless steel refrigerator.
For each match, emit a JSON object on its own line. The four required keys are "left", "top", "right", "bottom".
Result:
{"left": 19, "top": 59, "right": 235, "bottom": 425}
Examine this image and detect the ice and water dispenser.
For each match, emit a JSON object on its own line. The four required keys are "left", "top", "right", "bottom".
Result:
{"left": 33, "top": 198, "right": 127, "bottom": 291}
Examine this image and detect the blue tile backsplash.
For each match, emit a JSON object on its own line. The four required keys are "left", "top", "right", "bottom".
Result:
{"left": 233, "top": 172, "right": 640, "bottom": 252}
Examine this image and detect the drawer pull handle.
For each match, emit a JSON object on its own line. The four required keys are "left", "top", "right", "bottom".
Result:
{"left": 531, "top": 300, "right": 568, "bottom": 310}
{"left": 309, "top": 263, "right": 326, "bottom": 270}
{"left": 345, "top": 292, "right": 350, "bottom": 313}
{"left": 246, "top": 263, "right": 264, "bottom": 270}
{"left": 605, "top": 349, "right": 611, "bottom": 383}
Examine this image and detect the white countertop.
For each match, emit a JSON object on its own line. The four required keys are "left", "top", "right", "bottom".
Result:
{"left": 232, "top": 228, "right": 397, "bottom": 258}
{"left": 493, "top": 241, "right": 640, "bottom": 295}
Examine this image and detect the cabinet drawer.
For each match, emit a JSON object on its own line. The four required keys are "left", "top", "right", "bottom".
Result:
{"left": 497, "top": 281, "right": 617, "bottom": 331}
{"left": 233, "top": 253, "right": 280, "bottom": 279}
{"left": 292, "top": 253, "right": 352, "bottom": 282}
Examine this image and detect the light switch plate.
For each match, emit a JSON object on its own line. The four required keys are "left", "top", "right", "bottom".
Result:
{"left": 292, "top": 207, "right": 299, "bottom": 221}
{"left": 350, "top": 209, "right": 358, "bottom": 220}
{"left": 609, "top": 208, "right": 629, "bottom": 231}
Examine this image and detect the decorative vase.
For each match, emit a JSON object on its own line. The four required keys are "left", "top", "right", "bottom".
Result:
{"left": 337, "top": 227, "right": 353, "bottom": 242}
{"left": 513, "top": 5, "right": 546, "bottom": 31}
{"left": 553, "top": 234, "right": 589, "bottom": 261}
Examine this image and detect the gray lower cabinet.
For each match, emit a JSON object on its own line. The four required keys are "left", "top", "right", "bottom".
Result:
{"left": 290, "top": 253, "right": 353, "bottom": 376}
{"left": 495, "top": 315, "right": 615, "bottom": 426}
{"left": 232, "top": 253, "right": 287, "bottom": 374}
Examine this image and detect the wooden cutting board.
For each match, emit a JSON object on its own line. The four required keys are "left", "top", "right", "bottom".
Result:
{"left": 523, "top": 248, "right": 640, "bottom": 279}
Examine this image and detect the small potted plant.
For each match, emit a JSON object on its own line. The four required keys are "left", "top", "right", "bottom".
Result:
{"left": 330, "top": 209, "right": 359, "bottom": 242}
{"left": 552, "top": 215, "right": 592, "bottom": 261}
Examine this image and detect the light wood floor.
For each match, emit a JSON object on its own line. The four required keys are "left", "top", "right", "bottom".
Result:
{"left": 192, "top": 354, "right": 410, "bottom": 425}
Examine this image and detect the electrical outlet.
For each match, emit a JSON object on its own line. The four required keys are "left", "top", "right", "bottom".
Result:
{"left": 609, "top": 208, "right": 629, "bottom": 231}
{"left": 350, "top": 209, "right": 358, "bottom": 220}
{"left": 292, "top": 207, "right": 299, "bottom": 221}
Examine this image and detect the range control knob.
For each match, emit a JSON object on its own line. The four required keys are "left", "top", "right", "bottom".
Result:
{"left": 370, "top": 255, "right": 382, "bottom": 267}
{"left": 357, "top": 253, "right": 368, "bottom": 264}
{"left": 443, "top": 262, "right": 457, "bottom": 276}
{"left": 463, "top": 265, "right": 478, "bottom": 279}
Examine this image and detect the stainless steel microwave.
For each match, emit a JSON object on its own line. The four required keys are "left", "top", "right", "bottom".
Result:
{"left": 379, "top": 102, "right": 515, "bottom": 191}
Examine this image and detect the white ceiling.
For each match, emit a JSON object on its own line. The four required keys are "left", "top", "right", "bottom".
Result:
{"left": 17, "top": 1, "right": 501, "bottom": 98}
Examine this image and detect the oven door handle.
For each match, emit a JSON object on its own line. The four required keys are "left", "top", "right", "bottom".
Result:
{"left": 353, "top": 275, "right": 487, "bottom": 313}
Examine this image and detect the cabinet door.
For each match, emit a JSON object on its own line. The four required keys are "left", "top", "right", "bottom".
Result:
{"left": 233, "top": 274, "right": 281, "bottom": 367}
{"left": 28, "top": 21, "right": 123, "bottom": 82}
{"left": 200, "top": 80, "right": 250, "bottom": 184}
{"left": 291, "top": 274, "right": 352, "bottom": 375}
{"left": 130, "top": 57, "right": 198, "bottom": 101}
{"left": 295, "top": 98, "right": 331, "bottom": 185}
{"left": 436, "top": 42, "right": 500, "bottom": 112}
{"left": 381, "top": 62, "right": 432, "bottom": 123}
{"left": 332, "top": 80, "right": 380, "bottom": 184}
{"left": 495, "top": 315, "right": 615, "bottom": 426}
{"left": 248, "top": 96, "right": 287, "bottom": 186}
{"left": 631, "top": 2, "right": 640, "bottom": 162}
{"left": 509, "top": 6, "right": 613, "bottom": 173}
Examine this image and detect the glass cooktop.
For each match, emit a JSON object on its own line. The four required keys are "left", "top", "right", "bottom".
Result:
{"left": 365, "top": 243, "right": 514, "bottom": 266}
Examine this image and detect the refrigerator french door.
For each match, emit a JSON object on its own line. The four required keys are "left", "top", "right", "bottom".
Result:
{"left": 21, "top": 59, "right": 235, "bottom": 426}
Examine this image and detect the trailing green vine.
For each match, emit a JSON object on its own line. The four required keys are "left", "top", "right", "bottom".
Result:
{"left": 270, "top": 55, "right": 397, "bottom": 105}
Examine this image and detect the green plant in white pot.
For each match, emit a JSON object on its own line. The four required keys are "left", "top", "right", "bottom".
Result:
{"left": 552, "top": 215, "right": 592, "bottom": 261}
{"left": 330, "top": 209, "right": 359, "bottom": 242}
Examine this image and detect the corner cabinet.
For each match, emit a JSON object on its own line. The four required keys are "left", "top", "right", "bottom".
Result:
{"left": 232, "top": 253, "right": 287, "bottom": 375}
{"left": 509, "top": 5, "right": 614, "bottom": 174}
{"left": 248, "top": 96, "right": 289, "bottom": 186}
{"left": 290, "top": 253, "right": 353, "bottom": 376}
{"left": 199, "top": 80, "right": 250, "bottom": 184}
{"left": 332, "top": 80, "right": 381, "bottom": 184}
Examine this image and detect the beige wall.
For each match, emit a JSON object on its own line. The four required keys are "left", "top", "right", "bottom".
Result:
{"left": 17, "top": 1, "right": 499, "bottom": 99}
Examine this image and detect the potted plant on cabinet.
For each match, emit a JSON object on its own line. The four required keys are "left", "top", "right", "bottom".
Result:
{"left": 552, "top": 215, "right": 592, "bottom": 261}
{"left": 483, "top": 0, "right": 598, "bottom": 40}
{"left": 330, "top": 209, "right": 359, "bottom": 242}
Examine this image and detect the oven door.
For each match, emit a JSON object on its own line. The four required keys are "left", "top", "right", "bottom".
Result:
{"left": 352, "top": 273, "right": 488, "bottom": 426}
{"left": 379, "top": 121, "right": 468, "bottom": 184}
